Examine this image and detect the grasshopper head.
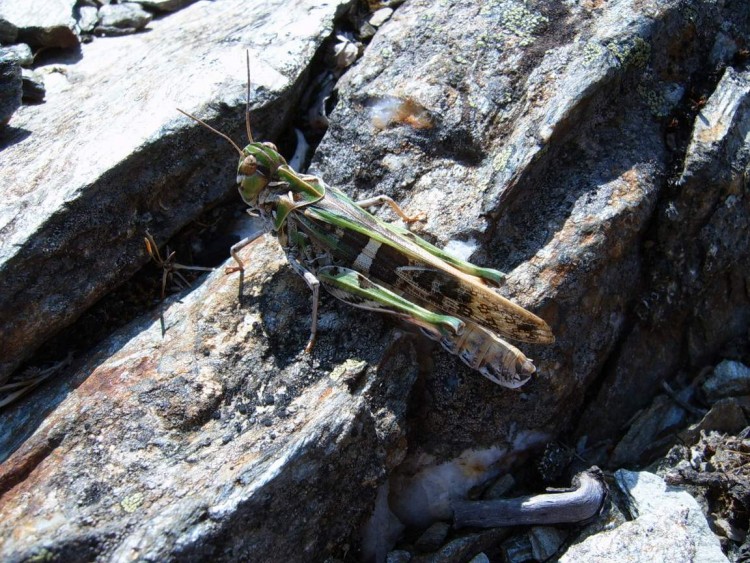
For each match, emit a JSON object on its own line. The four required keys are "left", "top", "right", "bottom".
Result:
{"left": 236, "top": 142, "right": 287, "bottom": 206}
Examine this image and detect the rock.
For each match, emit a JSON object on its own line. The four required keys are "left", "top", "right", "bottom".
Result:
{"left": 411, "top": 529, "right": 510, "bottom": 563}
{"left": 386, "top": 550, "right": 412, "bottom": 563}
{"left": 702, "top": 360, "right": 750, "bottom": 403}
{"left": 0, "top": 17, "right": 18, "bottom": 43}
{"left": 0, "top": 59, "right": 21, "bottom": 125}
{"left": 137, "top": 0, "right": 199, "bottom": 12}
{"left": 0, "top": 241, "right": 413, "bottom": 560}
{"left": 678, "top": 398, "right": 748, "bottom": 445}
{"left": 529, "top": 526, "right": 567, "bottom": 561}
{"left": 0, "top": 0, "right": 351, "bottom": 385}
{"left": 576, "top": 52, "right": 750, "bottom": 447}
{"left": 610, "top": 394, "right": 689, "bottom": 467}
{"left": 501, "top": 534, "right": 534, "bottom": 563}
{"left": 369, "top": 7, "right": 393, "bottom": 27}
{"left": 484, "top": 474, "right": 516, "bottom": 500}
{"left": 0, "top": 0, "right": 78, "bottom": 48}
{"left": 0, "top": 43, "right": 33, "bottom": 67}
{"left": 560, "top": 470, "right": 727, "bottom": 562}
{"left": 95, "top": 2, "right": 152, "bottom": 36}
{"left": 76, "top": 5, "right": 99, "bottom": 34}
{"left": 659, "top": 430, "right": 750, "bottom": 557}
{"left": 414, "top": 521, "right": 451, "bottom": 553}
{"left": 21, "top": 68, "right": 45, "bottom": 103}
{"left": 1, "top": 0, "right": 750, "bottom": 559}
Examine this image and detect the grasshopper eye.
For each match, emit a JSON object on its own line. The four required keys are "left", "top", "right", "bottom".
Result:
{"left": 239, "top": 155, "right": 257, "bottom": 176}
{"left": 263, "top": 142, "right": 278, "bottom": 152}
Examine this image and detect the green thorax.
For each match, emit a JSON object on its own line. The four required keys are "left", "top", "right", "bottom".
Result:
{"left": 236, "top": 142, "right": 325, "bottom": 230}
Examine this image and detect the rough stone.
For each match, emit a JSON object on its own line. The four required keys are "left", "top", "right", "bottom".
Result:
{"left": 0, "top": 0, "right": 351, "bottom": 385}
{"left": 702, "top": 360, "right": 750, "bottom": 403}
{"left": 576, "top": 54, "right": 750, "bottom": 448}
{"left": 0, "top": 17, "right": 18, "bottom": 43}
{"left": 20, "top": 68, "right": 45, "bottom": 103}
{"left": 560, "top": 470, "right": 727, "bottom": 562}
{"left": 610, "top": 394, "right": 689, "bottom": 467}
{"left": 415, "top": 521, "right": 451, "bottom": 553}
{"left": 137, "top": 0, "right": 199, "bottom": 12}
{"left": 678, "top": 398, "right": 748, "bottom": 445}
{"left": 0, "top": 240, "right": 413, "bottom": 561}
{"left": 529, "top": 526, "right": 567, "bottom": 561}
{"left": 1, "top": 0, "right": 749, "bottom": 560}
{"left": 0, "top": 59, "right": 21, "bottom": 125}
{"left": 0, "top": 43, "right": 33, "bottom": 67}
{"left": 76, "top": 6, "right": 99, "bottom": 34}
{"left": 0, "top": 0, "right": 78, "bottom": 48}
{"left": 95, "top": 2, "right": 152, "bottom": 36}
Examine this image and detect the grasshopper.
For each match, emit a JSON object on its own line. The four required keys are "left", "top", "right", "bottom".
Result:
{"left": 176, "top": 66, "right": 553, "bottom": 388}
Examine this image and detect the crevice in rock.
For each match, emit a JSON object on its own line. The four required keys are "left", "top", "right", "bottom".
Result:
{"left": 0, "top": 0, "right": 391, "bottom": 408}
{"left": 0, "top": 429, "right": 64, "bottom": 497}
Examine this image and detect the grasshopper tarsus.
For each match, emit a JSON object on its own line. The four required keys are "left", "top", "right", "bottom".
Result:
{"left": 303, "top": 335, "right": 317, "bottom": 354}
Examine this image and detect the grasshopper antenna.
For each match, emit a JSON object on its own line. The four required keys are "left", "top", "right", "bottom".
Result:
{"left": 176, "top": 108, "right": 244, "bottom": 157}
{"left": 245, "top": 50, "right": 254, "bottom": 143}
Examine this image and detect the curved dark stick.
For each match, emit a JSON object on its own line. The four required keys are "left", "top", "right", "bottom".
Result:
{"left": 453, "top": 467, "right": 608, "bottom": 529}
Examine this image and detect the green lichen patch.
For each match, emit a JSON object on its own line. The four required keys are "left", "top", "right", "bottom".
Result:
{"left": 120, "top": 491, "right": 145, "bottom": 513}
{"left": 606, "top": 36, "right": 651, "bottom": 69}
{"left": 483, "top": 1, "right": 549, "bottom": 47}
{"left": 583, "top": 42, "right": 605, "bottom": 66}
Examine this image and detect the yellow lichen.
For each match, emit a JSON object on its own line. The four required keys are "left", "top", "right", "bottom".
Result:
{"left": 120, "top": 491, "right": 145, "bottom": 513}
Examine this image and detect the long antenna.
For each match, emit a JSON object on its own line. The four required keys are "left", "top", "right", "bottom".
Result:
{"left": 176, "top": 108, "right": 244, "bottom": 157}
{"left": 245, "top": 50, "right": 254, "bottom": 143}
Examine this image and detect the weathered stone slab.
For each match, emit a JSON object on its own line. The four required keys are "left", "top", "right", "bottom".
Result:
{"left": 576, "top": 61, "right": 750, "bottom": 449}
{"left": 0, "top": 240, "right": 407, "bottom": 560}
{"left": 0, "top": 59, "right": 21, "bottom": 125}
{"left": 95, "top": 3, "right": 153, "bottom": 36}
{"left": 560, "top": 471, "right": 727, "bottom": 562}
{"left": 0, "top": 0, "right": 351, "bottom": 385}
{"left": 1, "top": 0, "right": 749, "bottom": 559}
{"left": 0, "top": 0, "right": 78, "bottom": 48}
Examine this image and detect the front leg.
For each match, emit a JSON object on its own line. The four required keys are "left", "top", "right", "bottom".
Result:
{"left": 356, "top": 195, "right": 425, "bottom": 223}
{"left": 227, "top": 229, "right": 266, "bottom": 297}
{"left": 287, "top": 255, "right": 321, "bottom": 353}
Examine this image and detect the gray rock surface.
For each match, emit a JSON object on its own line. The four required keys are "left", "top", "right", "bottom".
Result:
{"left": 560, "top": 470, "right": 727, "bottom": 562}
{"left": 95, "top": 3, "right": 153, "bottom": 36}
{"left": 0, "top": 0, "right": 349, "bottom": 386}
{"left": 138, "top": 0, "right": 199, "bottom": 12}
{"left": 703, "top": 360, "right": 750, "bottom": 402}
{"left": 0, "top": 0, "right": 78, "bottom": 48}
{"left": 0, "top": 17, "right": 18, "bottom": 43}
{"left": 575, "top": 52, "right": 750, "bottom": 450}
{"left": 0, "top": 43, "right": 33, "bottom": 67}
{"left": 0, "top": 59, "right": 21, "bottom": 125}
{"left": 1, "top": 0, "right": 749, "bottom": 560}
{"left": 76, "top": 6, "right": 98, "bottom": 34}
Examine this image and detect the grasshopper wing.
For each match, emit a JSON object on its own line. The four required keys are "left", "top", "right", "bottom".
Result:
{"left": 302, "top": 191, "right": 554, "bottom": 344}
